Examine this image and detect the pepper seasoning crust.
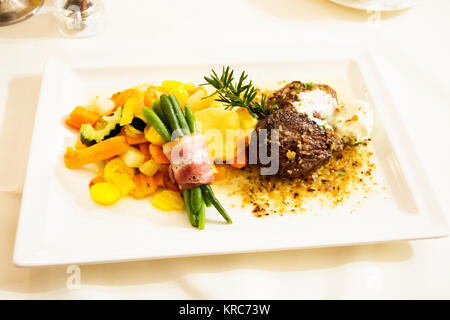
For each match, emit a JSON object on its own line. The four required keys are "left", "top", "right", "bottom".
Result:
{"left": 226, "top": 141, "right": 376, "bottom": 217}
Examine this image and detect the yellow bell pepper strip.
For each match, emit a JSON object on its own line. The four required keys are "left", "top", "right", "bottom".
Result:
{"left": 120, "top": 97, "right": 137, "bottom": 126}
{"left": 161, "top": 80, "right": 189, "bottom": 107}
{"left": 64, "top": 136, "right": 129, "bottom": 169}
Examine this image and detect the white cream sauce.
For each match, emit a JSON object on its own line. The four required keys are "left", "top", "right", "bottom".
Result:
{"left": 292, "top": 89, "right": 373, "bottom": 141}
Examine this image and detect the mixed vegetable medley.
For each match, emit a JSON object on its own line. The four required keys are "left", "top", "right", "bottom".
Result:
{"left": 64, "top": 79, "right": 258, "bottom": 229}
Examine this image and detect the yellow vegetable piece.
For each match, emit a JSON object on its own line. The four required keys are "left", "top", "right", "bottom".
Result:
{"left": 186, "top": 88, "right": 215, "bottom": 112}
{"left": 90, "top": 182, "right": 121, "bottom": 205}
{"left": 236, "top": 107, "right": 258, "bottom": 145}
{"left": 104, "top": 158, "right": 136, "bottom": 196}
{"left": 195, "top": 107, "right": 244, "bottom": 161}
{"left": 105, "top": 157, "right": 135, "bottom": 177}
{"left": 152, "top": 190, "right": 185, "bottom": 211}
{"left": 120, "top": 97, "right": 138, "bottom": 126}
{"left": 161, "top": 80, "right": 189, "bottom": 107}
{"left": 111, "top": 88, "right": 139, "bottom": 108}
{"left": 139, "top": 159, "right": 160, "bottom": 176}
{"left": 144, "top": 124, "right": 165, "bottom": 146}
{"left": 182, "top": 82, "right": 196, "bottom": 92}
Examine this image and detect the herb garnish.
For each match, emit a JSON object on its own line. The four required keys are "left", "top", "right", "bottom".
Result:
{"left": 304, "top": 82, "right": 314, "bottom": 90}
{"left": 203, "top": 66, "right": 277, "bottom": 119}
{"left": 303, "top": 82, "right": 314, "bottom": 89}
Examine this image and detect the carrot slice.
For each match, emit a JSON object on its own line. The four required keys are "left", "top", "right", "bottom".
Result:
{"left": 65, "top": 106, "right": 100, "bottom": 130}
{"left": 129, "top": 173, "right": 158, "bottom": 199}
{"left": 138, "top": 143, "right": 151, "bottom": 161}
{"left": 149, "top": 144, "right": 169, "bottom": 164}
{"left": 153, "top": 171, "right": 164, "bottom": 187}
{"left": 157, "top": 164, "right": 170, "bottom": 173}
{"left": 64, "top": 136, "right": 129, "bottom": 169}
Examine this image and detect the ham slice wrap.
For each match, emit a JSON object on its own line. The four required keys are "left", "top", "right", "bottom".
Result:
{"left": 162, "top": 133, "right": 214, "bottom": 190}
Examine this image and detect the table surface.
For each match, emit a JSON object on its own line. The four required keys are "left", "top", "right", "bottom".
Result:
{"left": 1, "top": 0, "right": 449, "bottom": 299}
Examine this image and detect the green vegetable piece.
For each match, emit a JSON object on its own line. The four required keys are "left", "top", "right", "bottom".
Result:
{"left": 190, "top": 186, "right": 203, "bottom": 215}
{"left": 168, "top": 93, "right": 190, "bottom": 135}
{"left": 160, "top": 94, "right": 182, "bottom": 139}
{"left": 152, "top": 99, "right": 166, "bottom": 124}
{"left": 201, "top": 185, "right": 232, "bottom": 224}
{"left": 183, "top": 189, "right": 198, "bottom": 227}
{"left": 202, "top": 189, "right": 212, "bottom": 207}
{"left": 142, "top": 107, "right": 171, "bottom": 142}
{"left": 80, "top": 107, "right": 123, "bottom": 146}
{"left": 198, "top": 201, "right": 206, "bottom": 230}
{"left": 184, "top": 105, "right": 196, "bottom": 133}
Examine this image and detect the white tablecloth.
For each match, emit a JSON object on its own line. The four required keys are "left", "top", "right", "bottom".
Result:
{"left": 1, "top": 0, "right": 449, "bottom": 299}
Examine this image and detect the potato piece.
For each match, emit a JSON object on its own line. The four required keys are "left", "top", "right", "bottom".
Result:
{"left": 120, "top": 147, "right": 146, "bottom": 168}
{"left": 186, "top": 89, "right": 215, "bottom": 112}
{"left": 195, "top": 107, "right": 244, "bottom": 161}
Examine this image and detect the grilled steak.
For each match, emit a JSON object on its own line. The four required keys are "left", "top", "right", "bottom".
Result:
{"left": 256, "top": 82, "right": 343, "bottom": 178}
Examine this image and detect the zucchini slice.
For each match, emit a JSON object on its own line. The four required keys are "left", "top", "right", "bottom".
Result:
{"left": 80, "top": 107, "right": 123, "bottom": 146}
{"left": 130, "top": 116, "right": 147, "bottom": 132}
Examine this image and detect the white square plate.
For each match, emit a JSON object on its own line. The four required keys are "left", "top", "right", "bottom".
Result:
{"left": 13, "top": 50, "right": 449, "bottom": 267}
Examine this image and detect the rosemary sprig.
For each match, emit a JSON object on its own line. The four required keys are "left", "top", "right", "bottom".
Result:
{"left": 203, "top": 66, "right": 276, "bottom": 119}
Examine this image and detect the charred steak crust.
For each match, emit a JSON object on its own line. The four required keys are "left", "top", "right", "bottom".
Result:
{"left": 257, "top": 82, "right": 343, "bottom": 178}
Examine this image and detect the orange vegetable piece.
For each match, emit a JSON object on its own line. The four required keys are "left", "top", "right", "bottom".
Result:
{"left": 111, "top": 88, "right": 139, "bottom": 108}
{"left": 64, "top": 136, "right": 129, "bottom": 169}
{"left": 65, "top": 106, "right": 100, "bottom": 130}
{"left": 143, "top": 85, "right": 168, "bottom": 107}
{"left": 214, "top": 165, "right": 227, "bottom": 180}
{"left": 149, "top": 144, "right": 169, "bottom": 164}
{"left": 124, "top": 133, "right": 148, "bottom": 145}
{"left": 153, "top": 171, "right": 164, "bottom": 187}
{"left": 129, "top": 173, "right": 158, "bottom": 199}
{"left": 75, "top": 137, "right": 87, "bottom": 150}
{"left": 138, "top": 143, "right": 151, "bottom": 161}
{"left": 158, "top": 164, "right": 169, "bottom": 173}
{"left": 89, "top": 175, "right": 106, "bottom": 188}
{"left": 163, "top": 173, "right": 181, "bottom": 193}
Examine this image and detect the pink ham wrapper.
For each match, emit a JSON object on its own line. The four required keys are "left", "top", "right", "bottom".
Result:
{"left": 163, "top": 133, "right": 214, "bottom": 190}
